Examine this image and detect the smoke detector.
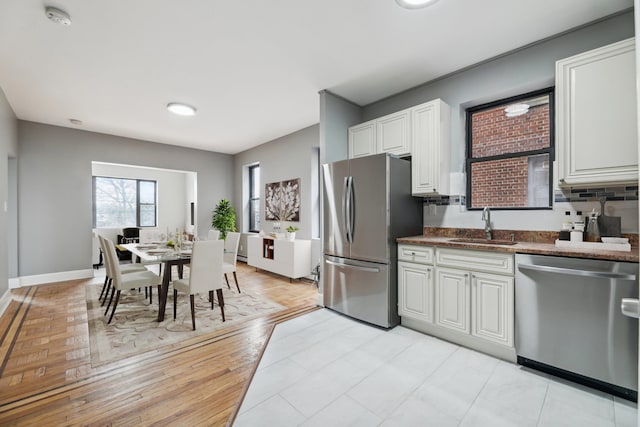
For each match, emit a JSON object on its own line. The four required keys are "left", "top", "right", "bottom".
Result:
{"left": 45, "top": 6, "right": 71, "bottom": 26}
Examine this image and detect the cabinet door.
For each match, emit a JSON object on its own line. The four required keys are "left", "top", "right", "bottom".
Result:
{"left": 435, "top": 267, "right": 470, "bottom": 333}
{"left": 471, "top": 272, "right": 514, "bottom": 347}
{"left": 411, "top": 100, "right": 450, "bottom": 195}
{"left": 556, "top": 38, "right": 637, "bottom": 186}
{"left": 398, "top": 261, "right": 433, "bottom": 322}
{"left": 377, "top": 109, "right": 411, "bottom": 156}
{"left": 348, "top": 120, "right": 376, "bottom": 159}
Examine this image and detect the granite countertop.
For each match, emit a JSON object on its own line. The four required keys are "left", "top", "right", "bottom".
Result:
{"left": 397, "top": 228, "right": 639, "bottom": 263}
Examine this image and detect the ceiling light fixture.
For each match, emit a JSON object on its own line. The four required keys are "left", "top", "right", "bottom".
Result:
{"left": 45, "top": 6, "right": 71, "bottom": 26}
{"left": 395, "top": 0, "right": 440, "bottom": 9}
{"left": 504, "top": 103, "right": 530, "bottom": 118}
{"left": 167, "top": 102, "right": 196, "bottom": 116}
{"left": 69, "top": 118, "right": 82, "bottom": 125}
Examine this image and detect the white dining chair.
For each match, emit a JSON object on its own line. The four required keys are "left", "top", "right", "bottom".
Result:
{"left": 102, "top": 238, "right": 161, "bottom": 324}
{"left": 97, "top": 235, "right": 147, "bottom": 304}
{"left": 207, "top": 229, "right": 220, "bottom": 240}
{"left": 171, "top": 239, "right": 225, "bottom": 330}
{"left": 223, "top": 232, "right": 241, "bottom": 293}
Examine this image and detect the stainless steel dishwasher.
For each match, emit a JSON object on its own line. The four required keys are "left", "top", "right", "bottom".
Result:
{"left": 515, "top": 253, "right": 638, "bottom": 401}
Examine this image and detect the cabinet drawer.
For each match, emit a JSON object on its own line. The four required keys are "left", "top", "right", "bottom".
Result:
{"left": 398, "top": 244, "right": 434, "bottom": 264}
{"left": 435, "top": 248, "right": 513, "bottom": 275}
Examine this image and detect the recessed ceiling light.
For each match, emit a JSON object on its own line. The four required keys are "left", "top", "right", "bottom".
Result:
{"left": 45, "top": 6, "right": 71, "bottom": 26}
{"left": 69, "top": 118, "right": 82, "bottom": 125}
{"left": 167, "top": 102, "right": 196, "bottom": 116}
{"left": 395, "top": 0, "right": 440, "bottom": 9}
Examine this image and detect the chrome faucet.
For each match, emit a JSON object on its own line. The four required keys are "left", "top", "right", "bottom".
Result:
{"left": 482, "top": 207, "right": 492, "bottom": 240}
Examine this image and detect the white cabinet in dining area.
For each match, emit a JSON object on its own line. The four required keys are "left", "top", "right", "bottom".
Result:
{"left": 556, "top": 37, "right": 638, "bottom": 187}
{"left": 247, "top": 236, "right": 311, "bottom": 280}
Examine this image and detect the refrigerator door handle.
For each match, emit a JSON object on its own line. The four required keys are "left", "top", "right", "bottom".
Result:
{"left": 325, "top": 259, "right": 380, "bottom": 273}
{"left": 348, "top": 175, "right": 355, "bottom": 242}
{"left": 345, "top": 176, "right": 354, "bottom": 243}
{"left": 342, "top": 176, "right": 350, "bottom": 243}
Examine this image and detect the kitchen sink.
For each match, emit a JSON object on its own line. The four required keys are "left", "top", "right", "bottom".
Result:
{"left": 448, "top": 238, "right": 518, "bottom": 245}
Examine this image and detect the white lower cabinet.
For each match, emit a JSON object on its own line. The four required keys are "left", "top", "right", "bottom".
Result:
{"left": 398, "top": 244, "right": 434, "bottom": 323}
{"left": 399, "top": 244, "right": 515, "bottom": 361}
{"left": 398, "top": 261, "right": 433, "bottom": 323}
{"left": 472, "top": 271, "right": 514, "bottom": 347}
{"left": 435, "top": 267, "right": 470, "bottom": 333}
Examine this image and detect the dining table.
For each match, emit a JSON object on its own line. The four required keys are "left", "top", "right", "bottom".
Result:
{"left": 121, "top": 242, "right": 193, "bottom": 322}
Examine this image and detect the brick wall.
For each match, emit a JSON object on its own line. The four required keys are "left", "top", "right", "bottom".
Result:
{"left": 470, "top": 103, "right": 550, "bottom": 207}
{"left": 471, "top": 157, "right": 529, "bottom": 207}
{"left": 471, "top": 104, "right": 550, "bottom": 158}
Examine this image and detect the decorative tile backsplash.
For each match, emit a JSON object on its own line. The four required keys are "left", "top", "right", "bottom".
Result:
{"left": 554, "top": 186, "right": 638, "bottom": 203}
{"left": 423, "top": 195, "right": 465, "bottom": 206}
{"left": 422, "top": 186, "right": 637, "bottom": 206}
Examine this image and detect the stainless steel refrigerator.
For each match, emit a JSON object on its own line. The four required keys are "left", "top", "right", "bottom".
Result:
{"left": 322, "top": 153, "right": 422, "bottom": 328}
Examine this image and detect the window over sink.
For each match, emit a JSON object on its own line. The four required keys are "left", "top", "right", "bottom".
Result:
{"left": 466, "top": 88, "right": 554, "bottom": 210}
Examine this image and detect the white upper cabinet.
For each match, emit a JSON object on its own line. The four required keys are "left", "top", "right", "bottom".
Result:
{"left": 411, "top": 99, "right": 451, "bottom": 196}
{"left": 348, "top": 110, "right": 410, "bottom": 158}
{"left": 348, "top": 120, "right": 377, "bottom": 158}
{"left": 556, "top": 37, "right": 638, "bottom": 187}
{"left": 376, "top": 109, "right": 411, "bottom": 156}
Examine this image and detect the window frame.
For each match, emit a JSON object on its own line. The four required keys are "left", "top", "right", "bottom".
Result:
{"left": 465, "top": 87, "right": 555, "bottom": 211}
{"left": 92, "top": 176, "right": 157, "bottom": 228}
{"left": 248, "top": 164, "right": 260, "bottom": 233}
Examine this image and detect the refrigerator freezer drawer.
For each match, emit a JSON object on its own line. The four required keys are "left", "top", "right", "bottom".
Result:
{"left": 323, "top": 255, "right": 396, "bottom": 328}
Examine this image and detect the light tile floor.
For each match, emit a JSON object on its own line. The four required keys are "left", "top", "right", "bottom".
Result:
{"left": 235, "top": 309, "right": 638, "bottom": 427}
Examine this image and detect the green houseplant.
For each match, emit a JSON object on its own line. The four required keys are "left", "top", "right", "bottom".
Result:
{"left": 285, "top": 225, "right": 299, "bottom": 241}
{"left": 211, "top": 199, "right": 236, "bottom": 239}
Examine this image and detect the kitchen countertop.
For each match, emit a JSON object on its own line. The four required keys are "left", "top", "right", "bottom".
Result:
{"left": 397, "top": 228, "right": 639, "bottom": 263}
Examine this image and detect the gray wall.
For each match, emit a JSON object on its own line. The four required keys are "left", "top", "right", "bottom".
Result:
{"left": 234, "top": 124, "right": 319, "bottom": 238}
{"left": 17, "top": 121, "right": 233, "bottom": 276}
{"left": 0, "top": 87, "right": 17, "bottom": 295}
{"left": 233, "top": 124, "right": 320, "bottom": 266}
{"left": 319, "top": 90, "right": 362, "bottom": 165}
{"left": 331, "top": 11, "right": 637, "bottom": 233}
{"left": 362, "top": 11, "right": 635, "bottom": 172}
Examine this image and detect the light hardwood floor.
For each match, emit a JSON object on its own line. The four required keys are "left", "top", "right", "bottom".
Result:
{"left": 0, "top": 262, "right": 319, "bottom": 426}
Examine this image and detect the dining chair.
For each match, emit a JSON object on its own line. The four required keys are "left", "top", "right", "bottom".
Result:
{"left": 102, "top": 238, "right": 161, "bottom": 324}
{"left": 207, "top": 229, "right": 220, "bottom": 240}
{"left": 172, "top": 239, "right": 225, "bottom": 330}
{"left": 97, "top": 235, "right": 147, "bottom": 304}
{"left": 223, "top": 231, "right": 241, "bottom": 293}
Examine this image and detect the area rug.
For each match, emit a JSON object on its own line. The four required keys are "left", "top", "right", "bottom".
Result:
{"left": 86, "top": 284, "right": 284, "bottom": 367}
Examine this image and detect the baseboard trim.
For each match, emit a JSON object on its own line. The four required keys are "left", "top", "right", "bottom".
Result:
{"left": 8, "top": 278, "right": 19, "bottom": 289}
{"left": 0, "top": 288, "right": 11, "bottom": 318}
{"left": 16, "top": 269, "right": 95, "bottom": 287}
{"left": 401, "top": 316, "right": 517, "bottom": 363}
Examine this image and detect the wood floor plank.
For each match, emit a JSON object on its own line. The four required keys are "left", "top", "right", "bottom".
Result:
{"left": 0, "top": 262, "right": 318, "bottom": 425}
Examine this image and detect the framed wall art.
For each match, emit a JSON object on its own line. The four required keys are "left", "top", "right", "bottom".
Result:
{"left": 265, "top": 178, "right": 300, "bottom": 222}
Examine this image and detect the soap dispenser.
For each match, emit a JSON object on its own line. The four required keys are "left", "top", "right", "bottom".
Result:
{"left": 585, "top": 209, "right": 601, "bottom": 242}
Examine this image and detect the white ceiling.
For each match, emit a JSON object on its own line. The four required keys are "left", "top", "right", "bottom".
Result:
{"left": 0, "top": 0, "right": 633, "bottom": 154}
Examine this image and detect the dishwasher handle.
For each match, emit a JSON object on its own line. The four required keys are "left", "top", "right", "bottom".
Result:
{"left": 518, "top": 263, "right": 636, "bottom": 280}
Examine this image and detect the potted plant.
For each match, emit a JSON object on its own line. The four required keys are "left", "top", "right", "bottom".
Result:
{"left": 211, "top": 199, "right": 236, "bottom": 239}
{"left": 285, "top": 225, "right": 299, "bottom": 241}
